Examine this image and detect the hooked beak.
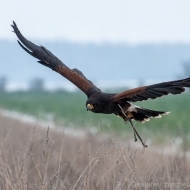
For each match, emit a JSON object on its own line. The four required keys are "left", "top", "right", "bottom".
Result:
{"left": 87, "top": 103, "right": 93, "bottom": 111}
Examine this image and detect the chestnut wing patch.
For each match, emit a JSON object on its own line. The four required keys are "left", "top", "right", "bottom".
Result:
{"left": 113, "top": 78, "right": 190, "bottom": 102}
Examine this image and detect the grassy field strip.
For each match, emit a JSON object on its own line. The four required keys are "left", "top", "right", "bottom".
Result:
{"left": 0, "top": 91, "right": 189, "bottom": 140}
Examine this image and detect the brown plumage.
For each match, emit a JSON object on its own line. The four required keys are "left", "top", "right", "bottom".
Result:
{"left": 12, "top": 21, "right": 190, "bottom": 148}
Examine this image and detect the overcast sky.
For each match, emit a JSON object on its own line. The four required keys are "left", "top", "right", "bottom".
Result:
{"left": 1, "top": 0, "right": 190, "bottom": 44}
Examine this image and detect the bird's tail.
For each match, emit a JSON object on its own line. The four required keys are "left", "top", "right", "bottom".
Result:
{"left": 130, "top": 106, "right": 170, "bottom": 123}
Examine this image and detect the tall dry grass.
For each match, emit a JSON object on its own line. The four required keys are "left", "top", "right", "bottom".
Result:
{"left": 0, "top": 113, "right": 189, "bottom": 190}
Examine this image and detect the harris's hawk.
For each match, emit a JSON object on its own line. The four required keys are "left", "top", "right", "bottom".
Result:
{"left": 12, "top": 21, "right": 190, "bottom": 148}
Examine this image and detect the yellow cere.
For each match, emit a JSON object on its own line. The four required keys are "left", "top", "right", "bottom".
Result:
{"left": 87, "top": 104, "right": 94, "bottom": 110}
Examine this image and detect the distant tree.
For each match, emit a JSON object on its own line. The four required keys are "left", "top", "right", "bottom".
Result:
{"left": 29, "top": 78, "right": 44, "bottom": 91}
{"left": 181, "top": 62, "right": 190, "bottom": 92}
{"left": 138, "top": 78, "right": 145, "bottom": 87}
{"left": 182, "top": 62, "right": 190, "bottom": 78}
{"left": 0, "top": 77, "right": 7, "bottom": 92}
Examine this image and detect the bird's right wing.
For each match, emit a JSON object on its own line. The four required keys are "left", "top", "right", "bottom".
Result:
{"left": 113, "top": 77, "right": 190, "bottom": 102}
{"left": 11, "top": 21, "right": 101, "bottom": 97}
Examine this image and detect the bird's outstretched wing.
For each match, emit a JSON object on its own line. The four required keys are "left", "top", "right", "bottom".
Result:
{"left": 113, "top": 78, "right": 190, "bottom": 102}
{"left": 11, "top": 21, "right": 101, "bottom": 97}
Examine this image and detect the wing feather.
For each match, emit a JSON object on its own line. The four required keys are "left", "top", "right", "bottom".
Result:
{"left": 113, "top": 78, "right": 190, "bottom": 102}
{"left": 11, "top": 21, "right": 100, "bottom": 97}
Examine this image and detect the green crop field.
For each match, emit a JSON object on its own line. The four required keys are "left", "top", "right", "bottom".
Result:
{"left": 0, "top": 90, "right": 190, "bottom": 143}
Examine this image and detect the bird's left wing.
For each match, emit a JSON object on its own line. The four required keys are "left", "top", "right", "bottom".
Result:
{"left": 11, "top": 21, "right": 101, "bottom": 97}
{"left": 113, "top": 78, "right": 190, "bottom": 102}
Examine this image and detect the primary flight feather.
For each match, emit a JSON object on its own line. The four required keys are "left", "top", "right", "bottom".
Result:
{"left": 12, "top": 21, "right": 190, "bottom": 148}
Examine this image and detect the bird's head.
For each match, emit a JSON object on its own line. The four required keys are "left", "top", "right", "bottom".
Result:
{"left": 86, "top": 101, "right": 101, "bottom": 113}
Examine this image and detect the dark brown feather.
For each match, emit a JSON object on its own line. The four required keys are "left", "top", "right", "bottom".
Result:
{"left": 11, "top": 21, "right": 101, "bottom": 97}
{"left": 114, "top": 78, "right": 190, "bottom": 102}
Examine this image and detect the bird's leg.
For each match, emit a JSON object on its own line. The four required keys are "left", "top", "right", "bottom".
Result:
{"left": 118, "top": 105, "right": 136, "bottom": 141}
{"left": 128, "top": 119, "right": 148, "bottom": 148}
{"left": 133, "top": 128, "right": 137, "bottom": 142}
{"left": 118, "top": 104, "right": 137, "bottom": 142}
{"left": 132, "top": 124, "right": 138, "bottom": 142}
{"left": 124, "top": 119, "right": 137, "bottom": 142}
{"left": 118, "top": 104, "right": 147, "bottom": 148}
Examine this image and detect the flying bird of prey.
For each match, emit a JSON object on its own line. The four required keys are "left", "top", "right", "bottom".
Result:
{"left": 12, "top": 21, "right": 190, "bottom": 148}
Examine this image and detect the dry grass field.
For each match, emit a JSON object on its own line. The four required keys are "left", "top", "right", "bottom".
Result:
{"left": 0, "top": 112, "right": 190, "bottom": 190}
